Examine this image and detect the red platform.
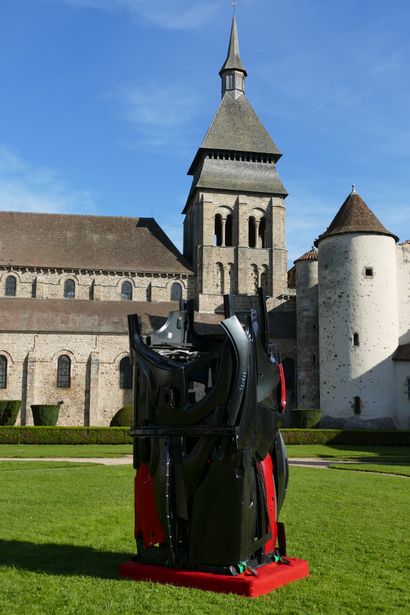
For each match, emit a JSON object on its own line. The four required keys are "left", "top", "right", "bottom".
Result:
{"left": 119, "top": 558, "right": 309, "bottom": 598}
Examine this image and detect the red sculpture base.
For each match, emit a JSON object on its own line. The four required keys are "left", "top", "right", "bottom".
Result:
{"left": 119, "top": 558, "right": 309, "bottom": 598}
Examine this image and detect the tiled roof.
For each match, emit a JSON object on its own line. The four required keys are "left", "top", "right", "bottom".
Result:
{"left": 0, "top": 212, "right": 192, "bottom": 274}
{"left": 392, "top": 344, "right": 410, "bottom": 361}
{"left": 187, "top": 93, "right": 281, "bottom": 179}
{"left": 0, "top": 298, "right": 180, "bottom": 334}
{"left": 294, "top": 247, "right": 318, "bottom": 264}
{"left": 316, "top": 191, "right": 399, "bottom": 245}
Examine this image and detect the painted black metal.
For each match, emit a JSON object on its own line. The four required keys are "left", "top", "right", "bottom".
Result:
{"left": 128, "top": 289, "right": 289, "bottom": 571}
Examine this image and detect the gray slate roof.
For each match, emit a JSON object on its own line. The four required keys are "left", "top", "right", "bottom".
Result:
{"left": 0, "top": 212, "right": 192, "bottom": 274}
{"left": 392, "top": 344, "right": 410, "bottom": 361}
{"left": 187, "top": 93, "right": 282, "bottom": 179}
{"left": 219, "top": 15, "right": 247, "bottom": 76}
{"left": 184, "top": 156, "right": 287, "bottom": 208}
{"left": 316, "top": 192, "right": 399, "bottom": 245}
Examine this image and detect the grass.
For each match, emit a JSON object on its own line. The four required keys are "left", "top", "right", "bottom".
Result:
{"left": 0, "top": 444, "right": 132, "bottom": 458}
{"left": 329, "top": 463, "right": 410, "bottom": 477}
{"left": 286, "top": 444, "right": 410, "bottom": 464}
{"left": 0, "top": 461, "right": 409, "bottom": 614}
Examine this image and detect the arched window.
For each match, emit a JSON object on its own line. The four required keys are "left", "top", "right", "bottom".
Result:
{"left": 32, "top": 279, "right": 37, "bottom": 298}
{"left": 248, "top": 217, "right": 256, "bottom": 248}
{"left": 120, "top": 356, "right": 132, "bottom": 389}
{"left": 228, "top": 262, "right": 235, "bottom": 294}
{"left": 216, "top": 262, "right": 224, "bottom": 295}
{"left": 121, "top": 281, "right": 133, "bottom": 301}
{"left": 5, "top": 276, "right": 16, "bottom": 297}
{"left": 170, "top": 282, "right": 182, "bottom": 302}
{"left": 89, "top": 280, "right": 95, "bottom": 300}
{"left": 225, "top": 214, "right": 233, "bottom": 246}
{"left": 214, "top": 214, "right": 222, "bottom": 246}
{"left": 0, "top": 356, "right": 7, "bottom": 388}
{"left": 260, "top": 265, "right": 269, "bottom": 294}
{"left": 251, "top": 264, "right": 258, "bottom": 293}
{"left": 57, "top": 355, "right": 71, "bottom": 388}
{"left": 259, "top": 217, "right": 266, "bottom": 248}
{"left": 64, "top": 279, "right": 75, "bottom": 299}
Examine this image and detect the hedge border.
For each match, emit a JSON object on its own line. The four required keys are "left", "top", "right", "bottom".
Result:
{"left": 0, "top": 427, "right": 132, "bottom": 445}
{"left": 0, "top": 427, "right": 409, "bottom": 446}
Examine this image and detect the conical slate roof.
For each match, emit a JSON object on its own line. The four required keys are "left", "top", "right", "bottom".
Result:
{"left": 316, "top": 191, "right": 399, "bottom": 245}
{"left": 220, "top": 15, "right": 247, "bottom": 76}
{"left": 294, "top": 247, "right": 318, "bottom": 264}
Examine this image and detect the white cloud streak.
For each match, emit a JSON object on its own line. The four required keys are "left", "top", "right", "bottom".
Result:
{"left": 117, "top": 84, "right": 201, "bottom": 148}
{"left": 62, "top": 0, "right": 224, "bottom": 30}
{"left": 0, "top": 145, "right": 97, "bottom": 214}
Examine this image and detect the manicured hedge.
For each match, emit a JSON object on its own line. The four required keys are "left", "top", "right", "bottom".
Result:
{"left": 290, "top": 409, "right": 322, "bottom": 429}
{"left": 110, "top": 405, "right": 133, "bottom": 427}
{"left": 281, "top": 429, "right": 410, "bottom": 446}
{"left": 0, "top": 427, "right": 409, "bottom": 446}
{"left": 0, "top": 426, "right": 132, "bottom": 445}
{"left": 0, "top": 401, "right": 21, "bottom": 426}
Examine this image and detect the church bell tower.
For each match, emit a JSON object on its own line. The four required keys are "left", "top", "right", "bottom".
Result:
{"left": 183, "top": 15, "right": 289, "bottom": 313}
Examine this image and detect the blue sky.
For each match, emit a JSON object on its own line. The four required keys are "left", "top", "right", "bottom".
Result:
{"left": 0, "top": 0, "right": 409, "bottom": 264}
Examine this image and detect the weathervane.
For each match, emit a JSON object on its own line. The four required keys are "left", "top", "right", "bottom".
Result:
{"left": 232, "top": 0, "right": 238, "bottom": 13}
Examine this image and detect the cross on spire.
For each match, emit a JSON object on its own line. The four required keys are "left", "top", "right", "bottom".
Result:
{"left": 232, "top": 0, "right": 238, "bottom": 14}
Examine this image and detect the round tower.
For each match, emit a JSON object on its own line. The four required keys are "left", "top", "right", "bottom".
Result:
{"left": 316, "top": 188, "right": 399, "bottom": 425}
{"left": 295, "top": 247, "right": 320, "bottom": 409}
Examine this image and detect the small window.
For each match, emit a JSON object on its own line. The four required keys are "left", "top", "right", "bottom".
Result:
{"left": 120, "top": 356, "right": 132, "bottom": 389}
{"left": 214, "top": 214, "right": 222, "bottom": 246}
{"left": 121, "top": 281, "right": 133, "bottom": 301}
{"left": 365, "top": 267, "right": 373, "bottom": 278}
{"left": 353, "top": 333, "right": 360, "bottom": 346}
{"left": 64, "top": 279, "right": 75, "bottom": 299}
{"left": 170, "top": 282, "right": 182, "bottom": 302}
{"left": 312, "top": 354, "right": 316, "bottom": 365}
{"left": 353, "top": 396, "right": 361, "bottom": 415}
{"left": 248, "top": 217, "right": 256, "bottom": 248}
{"left": 57, "top": 355, "right": 71, "bottom": 388}
{"left": 5, "top": 276, "right": 16, "bottom": 297}
{"left": 0, "top": 356, "right": 7, "bottom": 388}
{"left": 225, "top": 214, "right": 233, "bottom": 247}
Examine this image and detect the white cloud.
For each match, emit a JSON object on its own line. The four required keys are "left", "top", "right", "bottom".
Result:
{"left": 117, "top": 84, "right": 201, "bottom": 148}
{"left": 62, "top": 0, "right": 224, "bottom": 30}
{"left": 0, "top": 145, "right": 97, "bottom": 214}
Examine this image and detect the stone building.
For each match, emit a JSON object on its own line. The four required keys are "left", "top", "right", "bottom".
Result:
{"left": 294, "top": 189, "right": 410, "bottom": 429}
{"left": 0, "top": 16, "right": 409, "bottom": 428}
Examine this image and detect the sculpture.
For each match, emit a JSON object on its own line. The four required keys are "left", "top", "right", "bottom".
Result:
{"left": 119, "top": 290, "right": 308, "bottom": 596}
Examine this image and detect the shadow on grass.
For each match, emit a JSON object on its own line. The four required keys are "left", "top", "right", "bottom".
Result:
{"left": 315, "top": 445, "right": 410, "bottom": 465}
{"left": 0, "top": 540, "right": 132, "bottom": 579}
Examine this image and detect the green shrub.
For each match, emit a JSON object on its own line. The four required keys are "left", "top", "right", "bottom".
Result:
{"left": 110, "top": 405, "right": 133, "bottom": 427}
{"left": 290, "top": 409, "right": 322, "bottom": 428}
{"left": 0, "top": 400, "right": 21, "bottom": 426}
{"left": 31, "top": 404, "right": 61, "bottom": 426}
{"left": 0, "top": 426, "right": 132, "bottom": 444}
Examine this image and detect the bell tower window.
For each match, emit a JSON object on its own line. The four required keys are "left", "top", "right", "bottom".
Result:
{"left": 248, "top": 217, "right": 256, "bottom": 248}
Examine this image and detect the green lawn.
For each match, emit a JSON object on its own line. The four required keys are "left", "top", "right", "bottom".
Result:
{"left": 0, "top": 462, "right": 409, "bottom": 614}
{"left": 0, "top": 444, "right": 133, "bottom": 458}
{"left": 329, "top": 463, "right": 410, "bottom": 477}
{"left": 286, "top": 444, "right": 410, "bottom": 464}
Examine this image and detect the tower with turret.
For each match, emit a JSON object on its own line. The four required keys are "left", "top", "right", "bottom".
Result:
{"left": 183, "top": 16, "right": 289, "bottom": 313}
{"left": 316, "top": 189, "right": 400, "bottom": 425}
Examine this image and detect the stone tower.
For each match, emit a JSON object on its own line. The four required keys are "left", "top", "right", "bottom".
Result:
{"left": 295, "top": 248, "right": 320, "bottom": 409}
{"left": 183, "top": 16, "right": 289, "bottom": 313}
{"left": 316, "top": 189, "right": 399, "bottom": 425}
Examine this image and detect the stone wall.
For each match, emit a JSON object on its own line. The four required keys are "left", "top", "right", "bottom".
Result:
{"left": 0, "top": 331, "right": 133, "bottom": 426}
{"left": 0, "top": 268, "right": 190, "bottom": 304}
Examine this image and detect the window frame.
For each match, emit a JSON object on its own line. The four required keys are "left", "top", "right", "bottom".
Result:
{"left": 57, "top": 355, "right": 71, "bottom": 388}
{"left": 5, "top": 275, "right": 17, "bottom": 297}
{"left": 64, "top": 279, "right": 76, "bottom": 299}
{"left": 0, "top": 355, "right": 7, "bottom": 389}
{"left": 121, "top": 281, "right": 133, "bottom": 302}
{"left": 119, "top": 356, "right": 133, "bottom": 390}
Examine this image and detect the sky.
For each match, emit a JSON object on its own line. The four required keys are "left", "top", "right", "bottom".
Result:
{"left": 0, "top": 0, "right": 409, "bottom": 265}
